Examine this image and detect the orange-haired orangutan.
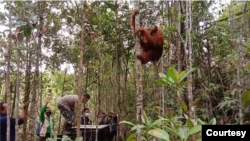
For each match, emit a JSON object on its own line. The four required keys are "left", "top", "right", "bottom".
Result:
{"left": 130, "top": 9, "right": 164, "bottom": 65}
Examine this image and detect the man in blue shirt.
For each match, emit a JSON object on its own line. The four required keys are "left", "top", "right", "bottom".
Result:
{"left": 0, "top": 102, "right": 29, "bottom": 141}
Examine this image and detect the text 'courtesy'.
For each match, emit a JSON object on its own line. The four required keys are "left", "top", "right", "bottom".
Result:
{"left": 202, "top": 125, "right": 250, "bottom": 141}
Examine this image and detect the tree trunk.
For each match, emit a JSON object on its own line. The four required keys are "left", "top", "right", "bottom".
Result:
{"left": 14, "top": 37, "right": 21, "bottom": 141}
{"left": 28, "top": 33, "right": 40, "bottom": 141}
{"left": 22, "top": 37, "right": 32, "bottom": 141}
{"left": 6, "top": 8, "right": 12, "bottom": 141}
{"left": 236, "top": 2, "right": 247, "bottom": 125}
{"left": 133, "top": 1, "right": 143, "bottom": 141}
{"left": 76, "top": 1, "right": 86, "bottom": 137}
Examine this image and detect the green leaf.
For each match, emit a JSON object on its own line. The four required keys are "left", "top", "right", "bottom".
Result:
{"left": 126, "top": 133, "right": 136, "bottom": 141}
{"left": 181, "top": 102, "right": 188, "bottom": 112}
{"left": 150, "top": 117, "right": 167, "bottom": 127}
{"left": 130, "top": 125, "right": 146, "bottom": 131}
{"left": 163, "top": 126, "right": 180, "bottom": 137}
{"left": 177, "top": 71, "right": 186, "bottom": 81}
{"left": 141, "top": 110, "right": 148, "bottom": 125}
{"left": 147, "top": 128, "right": 170, "bottom": 141}
{"left": 209, "top": 118, "right": 216, "bottom": 125}
{"left": 119, "top": 121, "right": 136, "bottom": 127}
{"left": 167, "top": 67, "right": 178, "bottom": 83}
{"left": 0, "top": 13, "right": 5, "bottom": 21}
{"left": 15, "top": 1, "right": 22, "bottom": 6}
{"left": 154, "top": 79, "right": 167, "bottom": 86}
{"left": 178, "top": 68, "right": 196, "bottom": 83}
{"left": 186, "top": 119, "right": 194, "bottom": 128}
{"left": 242, "top": 91, "right": 250, "bottom": 107}
{"left": 187, "top": 125, "right": 202, "bottom": 136}
{"left": 197, "top": 118, "right": 208, "bottom": 125}
{"left": 178, "top": 127, "right": 188, "bottom": 140}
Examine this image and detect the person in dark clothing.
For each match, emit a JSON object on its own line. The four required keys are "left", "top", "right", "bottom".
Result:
{"left": 0, "top": 102, "right": 29, "bottom": 141}
{"left": 109, "top": 112, "right": 118, "bottom": 141}
{"left": 81, "top": 108, "right": 92, "bottom": 125}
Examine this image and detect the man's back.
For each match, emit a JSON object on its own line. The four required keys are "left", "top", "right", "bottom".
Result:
{"left": 58, "top": 95, "right": 78, "bottom": 109}
{"left": 0, "top": 114, "right": 23, "bottom": 141}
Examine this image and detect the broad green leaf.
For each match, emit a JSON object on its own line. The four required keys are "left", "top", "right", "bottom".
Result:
{"left": 154, "top": 79, "right": 167, "bottom": 86}
{"left": 178, "top": 127, "right": 188, "bottom": 140}
{"left": 209, "top": 118, "right": 216, "bottom": 125}
{"left": 119, "top": 121, "right": 136, "bottom": 127}
{"left": 150, "top": 117, "right": 167, "bottom": 127}
{"left": 167, "top": 67, "right": 178, "bottom": 83}
{"left": 126, "top": 133, "right": 136, "bottom": 141}
{"left": 197, "top": 118, "right": 208, "bottom": 125}
{"left": 178, "top": 68, "right": 196, "bottom": 83}
{"left": 187, "top": 125, "right": 202, "bottom": 136}
{"left": 165, "top": 75, "right": 174, "bottom": 85}
{"left": 130, "top": 125, "right": 146, "bottom": 131}
{"left": 163, "top": 126, "right": 180, "bottom": 137}
{"left": 15, "top": 1, "right": 22, "bottom": 6}
{"left": 186, "top": 119, "right": 194, "bottom": 128}
{"left": 141, "top": 110, "right": 148, "bottom": 125}
{"left": 177, "top": 71, "right": 186, "bottom": 81}
{"left": 242, "top": 91, "right": 250, "bottom": 107}
{"left": 147, "top": 128, "right": 170, "bottom": 141}
{"left": 0, "top": 13, "right": 5, "bottom": 21}
{"left": 181, "top": 102, "right": 188, "bottom": 112}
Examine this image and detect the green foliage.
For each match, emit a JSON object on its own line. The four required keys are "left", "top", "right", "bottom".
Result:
{"left": 242, "top": 90, "right": 250, "bottom": 108}
{"left": 155, "top": 66, "right": 196, "bottom": 112}
{"left": 120, "top": 110, "right": 216, "bottom": 141}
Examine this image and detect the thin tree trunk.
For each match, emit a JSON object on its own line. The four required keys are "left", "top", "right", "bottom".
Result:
{"left": 237, "top": 2, "right": 247, "bottom": 125}
{"left": 15, "top": 38, "right": 21, "bottom": 141}
{"left": 28, "top": 35, "right": 40, "bottom": 141}
{"left": 76, "top": 1, "right": 86, "bottom": 137}
{"left": 177, "top": 1, "right": 183, "bottom": 73}
{"left": 6, "top": 8, "right": 12, "bottom": 141}
{"left": 115, "top": 1, "right": 121, "bottom": 116}
{"left": 186, "top": 0, "right": 194, "bottom": 119}
{"left": 133, "top": 1, "right": 143, "bottom": 141}
{"left": 22, "top": 37, "right": 31, "bottom": 141}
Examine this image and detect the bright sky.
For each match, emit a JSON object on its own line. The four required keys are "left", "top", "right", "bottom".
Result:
{"left": 0, "top": 1, "right": 231, "bottom": 74}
